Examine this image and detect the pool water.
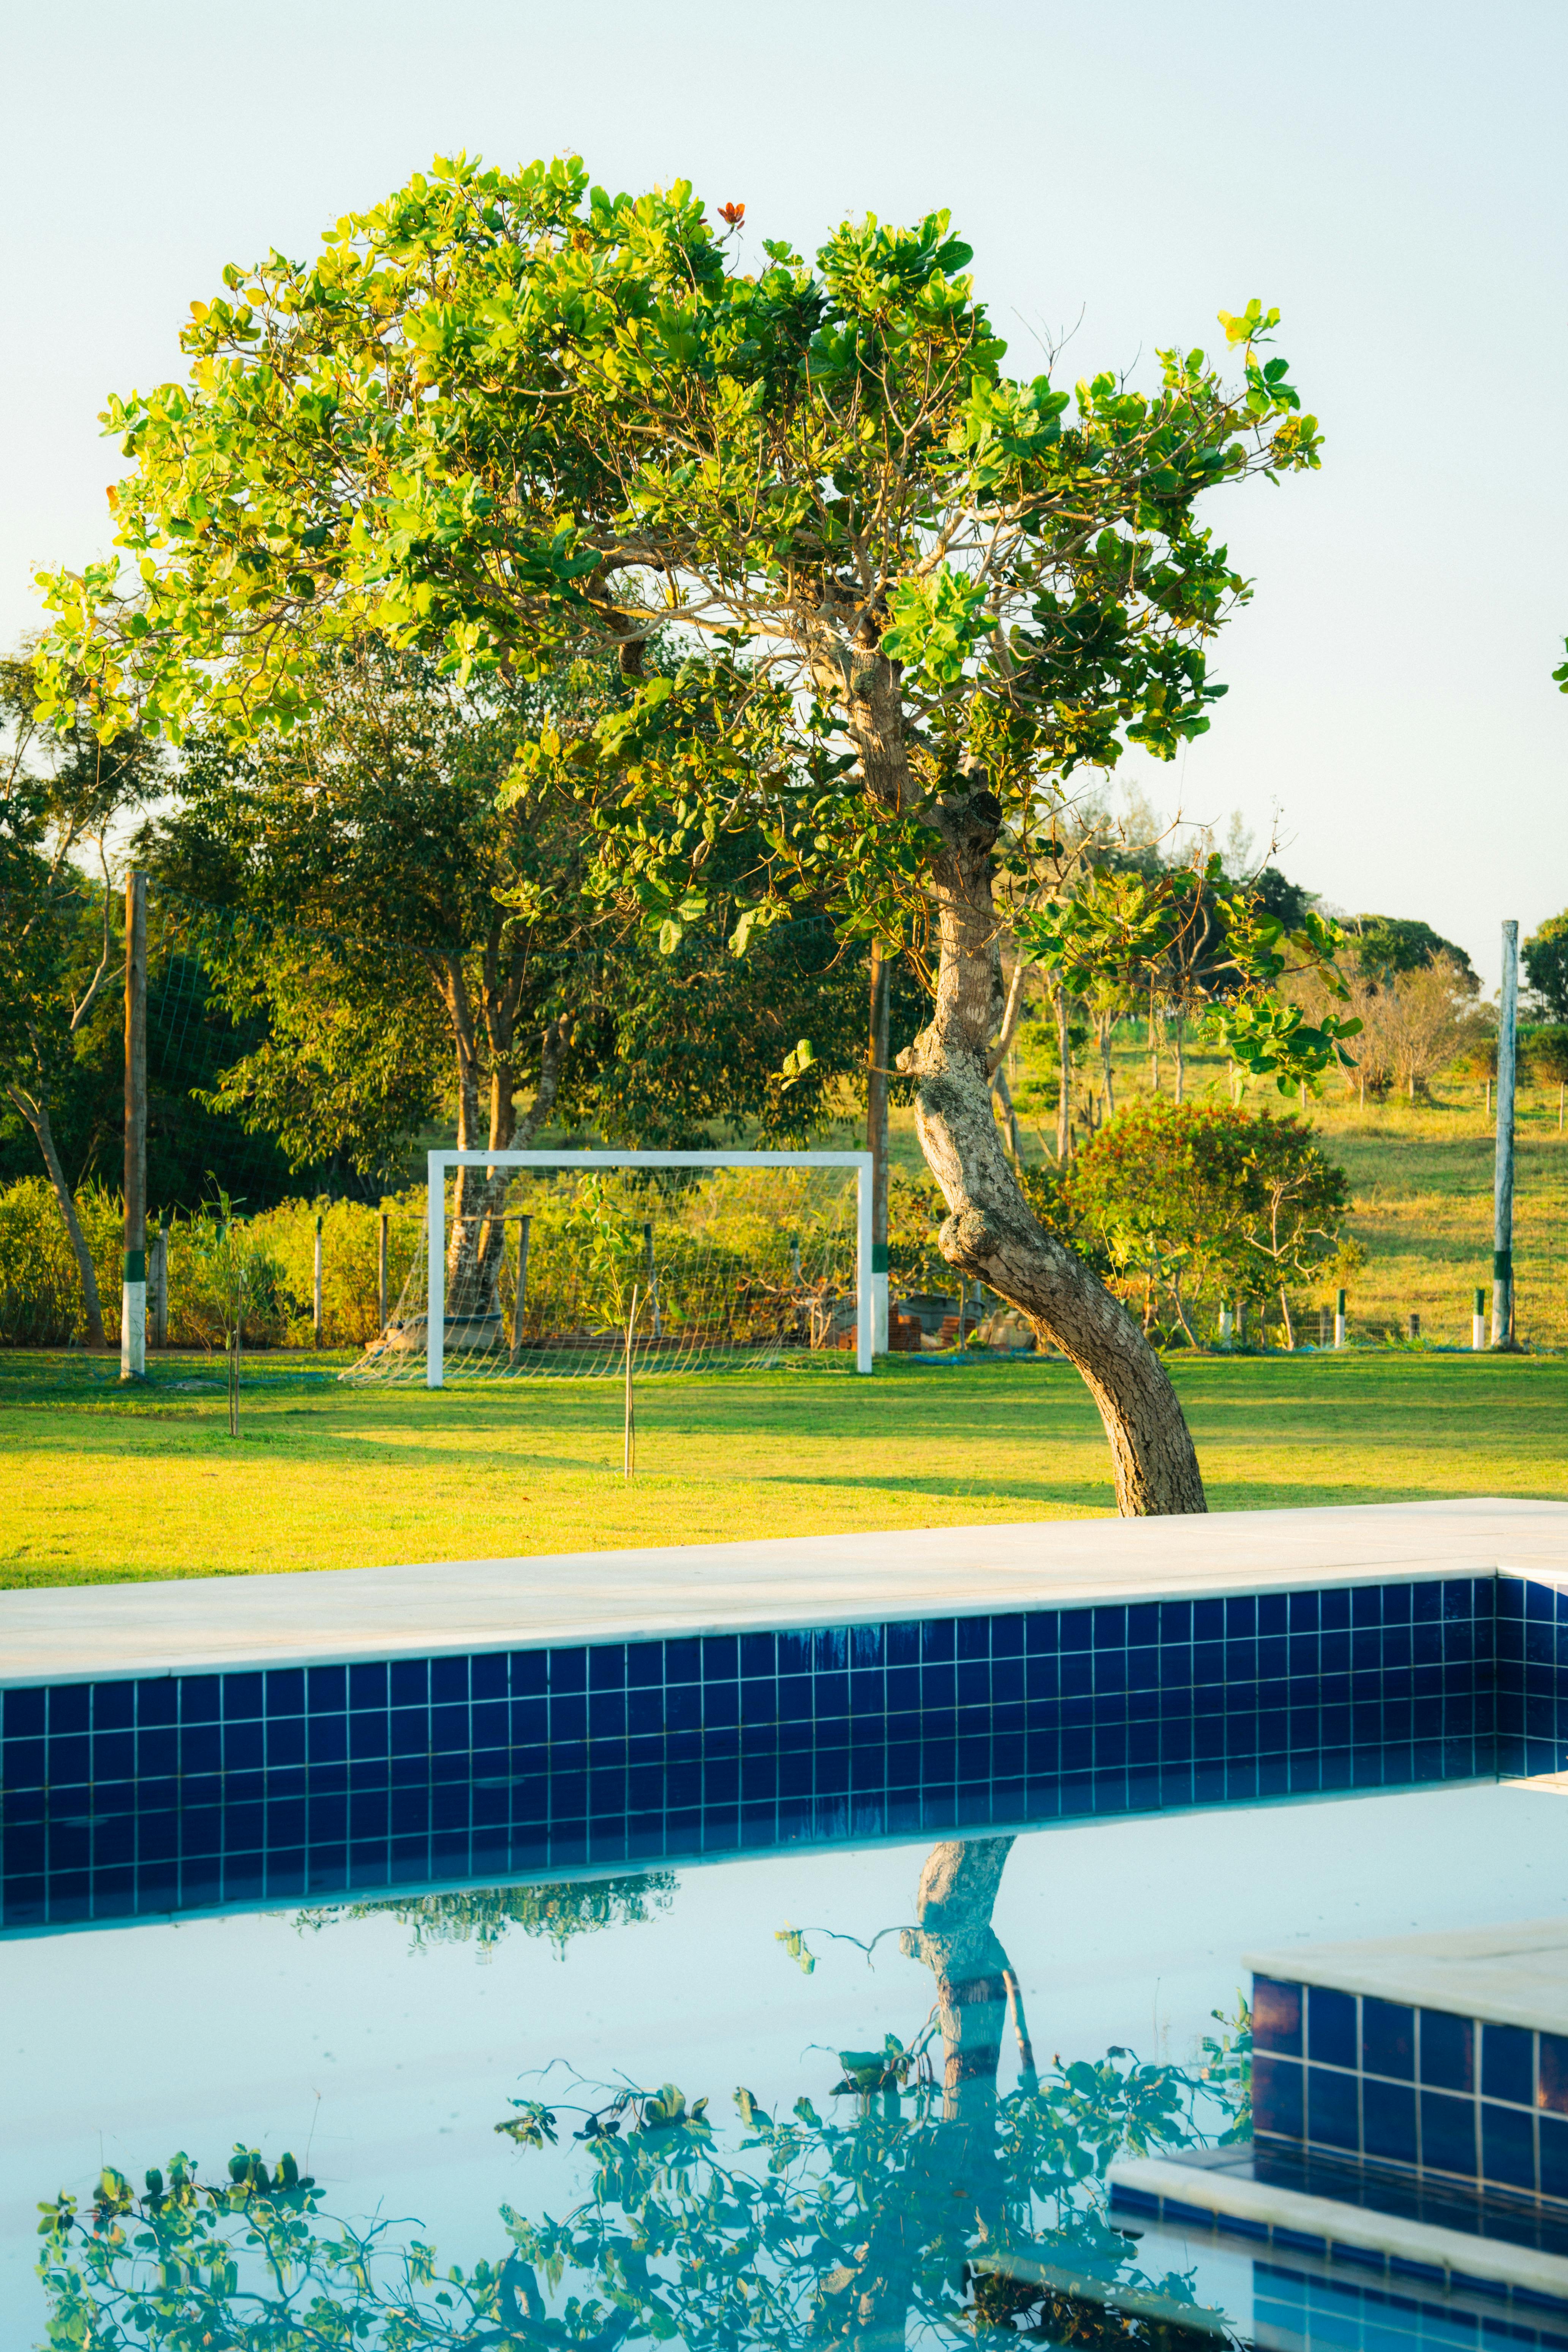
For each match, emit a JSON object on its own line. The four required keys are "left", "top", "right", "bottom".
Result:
{"left": 3, "top": 1779, "right": 1564, "bottom": 2349}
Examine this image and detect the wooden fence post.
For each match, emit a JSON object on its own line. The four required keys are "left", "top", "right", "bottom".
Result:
{"left": 152, "top": 1214, "right": 169, "bottom": 1348}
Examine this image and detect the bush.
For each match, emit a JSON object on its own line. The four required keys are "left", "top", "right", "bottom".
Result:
{"left": 1525, "top": 1026, "right": 1568, "bottom": 1087}
{"left": 248, "top": 1195, "right": 423, "bottom": 1347}
{"left": 1063, "top": 1101, "right": 1360, "bottom": 1348}
{"left": 0, "top": 1178, "right": 122, "bottom": 1346}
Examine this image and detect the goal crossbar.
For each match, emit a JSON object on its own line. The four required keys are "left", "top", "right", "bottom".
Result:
{"left": 425, "top": 1148, "right": 875, "bottom": 1387}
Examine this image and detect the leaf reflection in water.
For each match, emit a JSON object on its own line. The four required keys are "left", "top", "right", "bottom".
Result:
{"left": 38, "top": 1838, "right": 1250, "bottom": 2349}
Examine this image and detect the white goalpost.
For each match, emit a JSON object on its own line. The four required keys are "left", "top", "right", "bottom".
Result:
{"left": 418, "top": 1148, "right": 875, "bottom": 1387}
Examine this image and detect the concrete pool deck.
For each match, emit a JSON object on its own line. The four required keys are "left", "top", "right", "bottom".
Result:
{"left": 3, "top": 1497, "right": 1566, "bottom": 1687}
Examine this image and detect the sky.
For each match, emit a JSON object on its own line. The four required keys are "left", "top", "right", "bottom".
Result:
{"left": 5, "top": 0, "right": 1565, "bottom": 987}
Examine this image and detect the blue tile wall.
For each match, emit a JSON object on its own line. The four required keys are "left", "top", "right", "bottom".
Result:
{"left": 1497, "top": 1577, "right": 1568, "bottom": 1781}
{"left": 0, "top": 1572, "right": 1506, "bottom": 1931}
{"left": 1255, "top": 1970, "right": 1568, "bottom": 2205}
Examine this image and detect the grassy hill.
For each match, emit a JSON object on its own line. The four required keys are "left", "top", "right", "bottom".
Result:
{"left": 879, "top": 1032, "right": 1568, "bottom": 1352}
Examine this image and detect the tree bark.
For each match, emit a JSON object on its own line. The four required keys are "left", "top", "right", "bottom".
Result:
{"left": 900, "top": 797, "right": 1206, "bottom": 1516}
{"left": 7, "top": 1084, "right": 108, "bottom": 1348}
{"left": 445, "top": 1013, "right": 567, "bottom": 1321}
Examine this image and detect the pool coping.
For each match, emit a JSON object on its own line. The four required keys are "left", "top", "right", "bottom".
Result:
{"left": 1109, "top": 2150, "right": 1568, "bottom": 2307}
{"left": 3, "top": 1499, "right": 1566, "bottom": 1687}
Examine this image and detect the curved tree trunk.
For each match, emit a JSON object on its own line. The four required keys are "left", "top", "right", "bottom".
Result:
{"left": 900, "top": 798, "right": 1206, "bottom": 1517}
{"left": 446, "top": 1015, "right": 567, "bottom": 1322}
{"left": 7, "top": 1084, "right": 108, "bottom": 1349}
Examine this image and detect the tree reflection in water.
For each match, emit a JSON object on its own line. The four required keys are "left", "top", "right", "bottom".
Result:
{"left": 295, "top": 1871, "right": 678, "bottom": 1957}
{"left": 38, "top": 1837, "right": 1250, "bottom": 2349}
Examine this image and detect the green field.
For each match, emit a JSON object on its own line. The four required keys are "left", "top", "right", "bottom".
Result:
{"left": 2, "top": 1350, "right": 1564, "bottom": 1589}
{"left": 880, "top": 1037, "right": 1568, "bottom": 1351}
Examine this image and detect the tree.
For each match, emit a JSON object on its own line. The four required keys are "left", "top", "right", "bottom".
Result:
{"left": 1345, "top": 912, "right": 1478, "bottom": 991}
{"left": 150, "top": 643, "right": 883, "bottom": 1328}
{"left": 1528, "top": 1024, "right": 1568, "bottom": 1089}
{"left": 1524, "top": 912, "right": 1568, "bottom": 1023}
{"left": 37, "top": 1837, "right": 1247, "bottom": 2350}
{"left": 1066, "top": 1101, "right": 1357, "bottom": 1348}
{"left": 1377, "top": 954, "right": 1486, "bottom": 1104}
{"left": 0, "top": 660, "right": 162, "bottom": 1345}
{"left": 36, "top": 160, "right": 1344, "bottom": 1511}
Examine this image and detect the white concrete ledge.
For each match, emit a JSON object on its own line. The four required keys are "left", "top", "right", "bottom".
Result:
{"left": 1245, "top": 1919, "right": 1568, "bottom": 2035}
{"left": 1, "top": 1499, "right": 1565, "bottom": 1688}
{"left": 1110, "top": 2152, "right": 1568, "bottom": 2304}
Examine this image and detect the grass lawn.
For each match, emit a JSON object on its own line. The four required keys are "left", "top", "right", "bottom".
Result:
{"left": 3, "top": 1349, "right": 1564, "bottom": 1589}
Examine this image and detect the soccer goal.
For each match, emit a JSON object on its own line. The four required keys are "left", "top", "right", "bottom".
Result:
{"left": 349, "top": 1149, "right": 874, "bottom": 1386}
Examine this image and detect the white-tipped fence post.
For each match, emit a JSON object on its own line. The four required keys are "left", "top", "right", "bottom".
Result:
{"left": 1472, "top": 1286, "right": 1486, "bottom": 1351}
{"left": 1334, "top": 1288, "right": 1347, "bottom": 1349}
{"left": 427, "top": 1157, "right": 446, "bottom": 1389}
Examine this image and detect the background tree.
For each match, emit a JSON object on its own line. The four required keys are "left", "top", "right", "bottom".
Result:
{"left": 1524, "top": 911, "right": 1568, "bottom": 1022}
{"left": 1345, "top": 912, "right": 1478, "bottom": 990}
{"left": 1291, "top": 925, "right": 1484, "bottom": 1107}
{"left": 1377, "top": 954, "right": 1486, "bottom": 1104}
{"left": 149, "top": 641, "right": 888, "bottom": 1328}
{"left": 0, "top": 659, "right": 162, "bottom": 1345}
{"left": 1528, "top": 1023, "right": 1568, "bottom": 1098}
{"left": 38, "top": 159, "right": 1345, "bottom": 1511}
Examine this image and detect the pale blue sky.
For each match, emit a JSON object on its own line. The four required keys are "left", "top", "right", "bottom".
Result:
{"left": 5, "top": 0, "right": 1564, "bottom": 985}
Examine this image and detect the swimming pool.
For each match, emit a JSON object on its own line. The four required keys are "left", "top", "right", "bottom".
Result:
{"left": 7, "top": 1503, "right": 1568, "bottom": 2348}
{"left": 5, "top": 1778, "right": 1566, "bottom": 2350}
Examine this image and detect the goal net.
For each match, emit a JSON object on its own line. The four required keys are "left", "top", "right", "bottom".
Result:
{"left": 347, "top": 1151, "right": 870, "bottom": 1385}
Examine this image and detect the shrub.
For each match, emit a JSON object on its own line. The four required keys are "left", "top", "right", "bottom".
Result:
{"left": 1064, "top": 1101, "right": 1359, "bottom": 1348}
{"left": 0, "top": 1178, "right": 123, "bottom": 1346}
{"left": 248, "top": 1195, "right": 422, "bottom": 1347}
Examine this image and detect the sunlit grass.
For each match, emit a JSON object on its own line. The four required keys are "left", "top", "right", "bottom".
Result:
{"left": 2, "top": 1349, "right": 1563, "bottom": 1589}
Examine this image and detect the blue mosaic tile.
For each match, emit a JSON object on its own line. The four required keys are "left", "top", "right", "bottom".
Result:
{"left": 0, "top": 1571, "right": 1518, "bottom": 1930}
